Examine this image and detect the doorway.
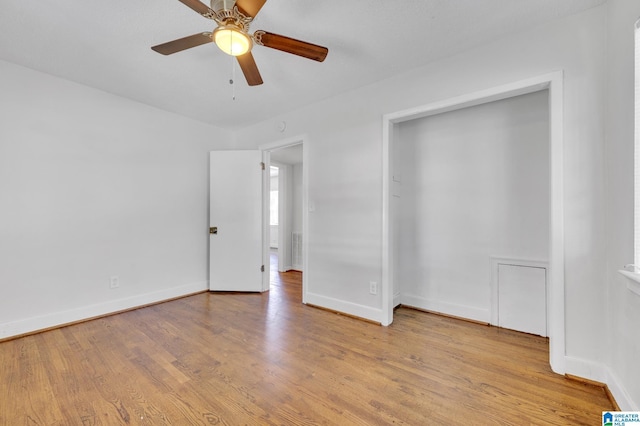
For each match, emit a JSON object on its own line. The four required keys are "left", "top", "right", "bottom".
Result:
{"left": 261, "top": 137, "right": 307, "bottom": 302}
{"left": 382, "top": 72, "right": 565, "bottom": 374}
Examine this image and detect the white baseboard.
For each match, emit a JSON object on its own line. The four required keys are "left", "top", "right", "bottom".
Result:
{"left": 0, "top": 280, "right": 209, "bottom": 340}
{"left": 400, "top": 293, "right": 490, "bottom": 323}
{"left": 565, "top": 356, "right": 637, "bottom": 411}
{"left": 393, "top": 292, "right": 401, "bottom": 308}
{"left": 605, "top": 368, "right": 638, "bottom": 411}
{"left": 304, "top": 292, "right": 383, "bottom": 324}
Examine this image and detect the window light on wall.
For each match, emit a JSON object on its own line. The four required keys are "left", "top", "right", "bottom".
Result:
{"left": 635, "top": 19, "right": 640, "bottom": 268}
{"left": 622, "top": 19, "right": 640, "bottom": 294}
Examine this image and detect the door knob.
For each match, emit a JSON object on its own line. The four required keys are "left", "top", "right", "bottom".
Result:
{"left": 210, "top": 226, "right": 218, "bottom": 234}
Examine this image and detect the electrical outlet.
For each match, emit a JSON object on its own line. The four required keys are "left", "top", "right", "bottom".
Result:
{"left": 369, "top": 281, "right": 377, "bottom": 295}
{"left": 110, "top": 276, "right": 120, "bottom": 289}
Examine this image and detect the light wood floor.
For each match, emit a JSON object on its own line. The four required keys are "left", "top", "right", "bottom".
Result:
{"left": 1, "top": 259, "right": 614, "bottom": 425}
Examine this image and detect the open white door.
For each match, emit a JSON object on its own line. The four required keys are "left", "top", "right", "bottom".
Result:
{"left": 209, "top": 150, "right": 264, "bottom": 292}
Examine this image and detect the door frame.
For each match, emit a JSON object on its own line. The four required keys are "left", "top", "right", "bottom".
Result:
{"left": 381, "top": 71, "right": 565, "bottom": 374}
{"left": 260, "top": 135, "right": 309, "bottom": 302}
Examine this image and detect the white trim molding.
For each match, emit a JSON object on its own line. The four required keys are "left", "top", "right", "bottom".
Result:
{"left": 565, "top": 356, "right": 638, "bottom": 411}
{"left": 401, "top": 294, "right": 489, "bottom": 324}
{"left": 618, "top": 270, "right": 640, "bottom": 297}
{"left": 0, "top": 280, "right": 209, "bottom": 340}
{"left": 305, "top": 291, "right": 383, "bottom": 324}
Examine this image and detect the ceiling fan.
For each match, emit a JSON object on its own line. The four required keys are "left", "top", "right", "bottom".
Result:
{"left": 151, "top": 0, "right": 329, "bottom": 86}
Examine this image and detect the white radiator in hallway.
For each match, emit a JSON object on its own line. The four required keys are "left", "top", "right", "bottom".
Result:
{"left": 292, "top": 232, "right": 303, "bottom": 271}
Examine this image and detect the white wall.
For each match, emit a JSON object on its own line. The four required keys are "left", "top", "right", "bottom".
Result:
{"left": 234, "top": 4, "right": 614, "bottom": 402}
{"left": 395, "top": 91, "right": 549, "bottom": 322}
{"left": 0, "top": 60, "right": 233, "bottom": 338}
{"left": 604, "top": 0, "right": 640, "bottom": 410}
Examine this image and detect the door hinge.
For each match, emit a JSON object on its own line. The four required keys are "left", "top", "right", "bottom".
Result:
{"left": 261, "top": 162, "right": 265, "bottom": 170}
{"left": 261, "top": 265, "right": 265, "bottom": 272}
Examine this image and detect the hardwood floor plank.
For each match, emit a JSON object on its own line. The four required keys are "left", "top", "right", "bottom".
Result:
{"left": 0, "top": 261, "right": 614, "bottom": 424}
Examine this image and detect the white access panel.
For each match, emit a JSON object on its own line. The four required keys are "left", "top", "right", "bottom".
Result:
{"left": 497, "top": 264, "right": 547, "bottom": 336}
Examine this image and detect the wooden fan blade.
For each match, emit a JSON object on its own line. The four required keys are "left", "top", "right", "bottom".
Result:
{"left": 152, "top": 32, "right": 213, "bottom": 55}
{"left": 178, "top": 0, "right": 216, "bottom": 18}
{"left": 237, "top": 52, "right": 263, "bottom": 86}
{"left": 235, "top": 0, "right": 267, "bottom": 18}
{"left": 256, "top": 31, "right": 328, "bottom": 62}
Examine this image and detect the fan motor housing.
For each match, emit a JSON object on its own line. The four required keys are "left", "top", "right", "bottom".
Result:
{"left": 211, "top": 0, "right": 235, "bottom": 13}
{"left": 210, "top": 0, "right": 252, "bottom": 32}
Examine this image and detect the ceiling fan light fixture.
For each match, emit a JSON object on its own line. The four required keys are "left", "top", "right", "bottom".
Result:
{"left": 213, "top": 25, "right": 252, "bottom": 56}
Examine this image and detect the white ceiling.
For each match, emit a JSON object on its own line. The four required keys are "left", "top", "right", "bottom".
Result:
{"left": 0, "top": 0, "right": 606, "bottom": 130}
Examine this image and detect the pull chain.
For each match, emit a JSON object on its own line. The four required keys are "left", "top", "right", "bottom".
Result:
{"left": 228, "top": 34, "right": 236, "bottom": 101}
{"left": 229, "top": 54, "right": 236, "bottom": 101}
